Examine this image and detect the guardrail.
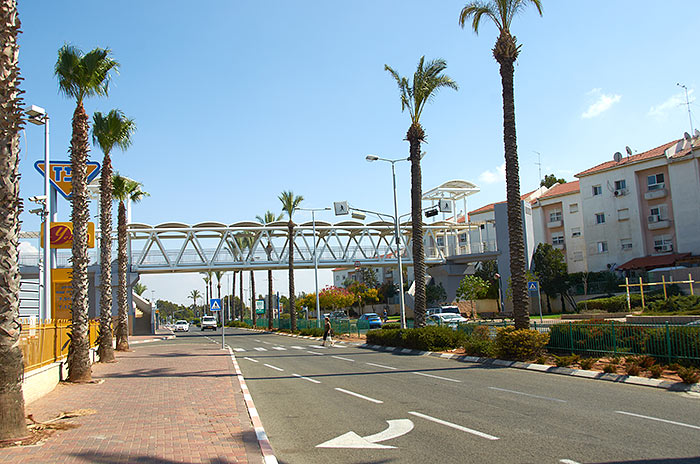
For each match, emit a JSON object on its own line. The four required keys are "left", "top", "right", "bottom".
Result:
{"left": 18, "top": 318, "right": 100, "bottom": 372}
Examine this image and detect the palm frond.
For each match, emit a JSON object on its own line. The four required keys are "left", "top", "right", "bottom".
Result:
{"left": 112, "top": 173, "right": 148, "bottom": 203}
{"left": 55, "top": 44, "right": 119, "bottom": 103}
{"left": 257, "top": 210, "right": 283, "bottom": 225}
{"left": 278, "top": 190, "right": 304, "bottom": 220}
{"left": 92, "top": 109, "right": 136, "bottom": 155}
{"left": 459, "top": 0, "right": 541, "bottom": 33}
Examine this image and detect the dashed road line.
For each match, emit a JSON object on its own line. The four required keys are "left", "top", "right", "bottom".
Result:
{"left": 615, "top": 411, "right": 700, "bottom": 430}
{"left": 560, "top": 460, "right": 581, "bottom": 464}
{"left": 310, "top": 345, "right": 327, "bottom": 349}
{"left": 335, "top": 388, "right": 383, "bottom": 404}
{"left": 332, "top": 356, "right": 355, "bottom": 362}
{"left": 307, "top": 350, "right": 324, "bottom": 356}
{"left": 366, "top": 362, "right": 397, "bottom": 370}
{"left": 262, "top": 341, "right": 272, "bottom": 345}
{"left": 413, "top": 372, "right": 461, "bottom": 383}
{"left": 254, "top": 347, "right": 268, "bottom": 351}
{"left": 408, "top": 411, "right": 499, "bottom": 440}
{"left": 292, "top": 373, "right": 321, "bottom": 384}
{"left": 264, "top": 363, "right": 284, "bottom": 372}
{"left": 291, "top": 346, "right": 304, "bottom": 350}
{"left": 272, "top": 346, "right": 286, "bottom": 351}
{"left": 243, "top": 357, "right": 259, "bottom": 363}
{"left": 233, "top": 347, "right": 245, "bottom": 352}
{"left": 489, "top": 387, "right": 567, "bottom": 403}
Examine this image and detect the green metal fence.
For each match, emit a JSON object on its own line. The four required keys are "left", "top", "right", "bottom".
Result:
{"left": 238, "top": 318, "right": 412, "bottom": 335}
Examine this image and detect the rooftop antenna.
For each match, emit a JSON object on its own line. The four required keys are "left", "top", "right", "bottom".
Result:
{"left": 625, "top": 146, "right": 633, "bottom": 158}
{"left": 677, "top": 83, "right": 694, "bottom": 134}
{"left": 533, "top": 151, "right": 542, "bottom": 186}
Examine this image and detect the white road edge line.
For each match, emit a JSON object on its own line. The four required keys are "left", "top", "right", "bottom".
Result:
{"left": 615, "top": 411, "right": 700, "bottom": 430}
{"left": 366, "top": 362, "right": 397, "bottom": 370}
{"left": 332, "top": 356, "right": 355, "bottom": 362}
{"left": 489, "top": 386, "right": 567, "bottom": 403}
{"left": 264, "top": 363, "right": 284, "bottom": 372}
{"left": 292, "top": 373, "right": 321, "bottom": 384}
{"left": 413, "top": 372, "right": 461, "bottom": 383}
{"left": 335, "top": 388, "right": 383, "bottom": 404}
{"left": 408, "top": 411, "right": 499, "bottom": 440}
{"left": 560, "top": 460, "right": 581, "bottom": 464}
{"left": 243, "top": 357, "right": 259, "bottom": 363}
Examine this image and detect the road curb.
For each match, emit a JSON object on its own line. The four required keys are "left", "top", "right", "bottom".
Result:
{"left": 225, "top": 345, "right": 279, "bottom": 464}
{"left": 358, "top": 343, "right": 700, "bottom": 393}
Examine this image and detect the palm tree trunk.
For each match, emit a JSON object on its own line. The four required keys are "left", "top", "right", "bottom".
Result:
{"left": 239, "top": 270, "right": 244, "bottom": 320}
{"left": 267, "top": 269, "right": 274, "bottom": 330}
{"left": 67, "top": 102, "right": 92, "bottom": 382}
{"left": 499, "top": 56, "right": 529, "bottom": 330}
{"left": 251, "top": 270, "right": 256, "bottom": 326}
{"left": 288, "top": 222, "right": 297, "bottom": 332}
{"left": 97, "top": 151, "right": 115, "bottom": 362}
{"left": 407, "top": 122, "right": 426, "bottom": 328}
{"left": 115, "top": 201, "right": 130, "bottom": 350}
{"left": 0, "top": 0, "right": 28, "bottom": 437}
{"left": 232, "top": 271, "right": 236, "bottom": 319}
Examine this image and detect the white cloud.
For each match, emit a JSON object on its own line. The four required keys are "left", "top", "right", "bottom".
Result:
{"left": 648, "top": 89, "right": 693, "bottom": 118}
{"left": 18, "top": 241, "right": 38, "bottom": 255}
{"left": 582, "top": 88, "right": 621, "bottom": 119}
{"left": 478, "top": 162, "right": 506, "bottom": 184}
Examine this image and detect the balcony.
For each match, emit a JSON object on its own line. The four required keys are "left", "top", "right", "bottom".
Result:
{"left": 547, "top": 220, "right": 563, "bottom": 228}
{"left": 647, "top": 215, "right": 671, "bottom": 230}
{"left": 552, "top": 243, "right": 565, "bottom": 250}
{"left": 644, "top": 185, "right": 667, "bottom": 200}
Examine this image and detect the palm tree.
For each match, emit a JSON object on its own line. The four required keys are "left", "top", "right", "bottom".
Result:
{"left": 257, "top": 211, "right": 283, "bottom": 330}
{"left": 0, "top": 0, "right": 28, "bottom": 440}
{"left": 92, "top": 109, "right": 136, "bottom": 363}
{"left": 112, "top": 174, "right": 148, "bottom": 350}
{"left": 384, "top": 57, "right": 458, "bottom": 328}
{"left": 459, "top": 0, "right": 542, "bottom": 329}
{"left": 201, "top": 272, "right": 211, "bottom": 315}
{"left": 231, "top": 270, "right": 237, "bottom": 319}
{"left": 133, "top": 283, "right": 147, "bottom": 296}
{"left": 214, "top": 270, "right": 224, "bottom": 323}
{"left": 279, "top": 191, "right": 303, "bottom": 331}
{"left": 238, "top": 233, "right": 257, "bottom": 325}
{"left": 188, "top": 289, "right": 201, "bottom": 317}
{"left": 55, "top": 44, "right": 119, "bottom": 382}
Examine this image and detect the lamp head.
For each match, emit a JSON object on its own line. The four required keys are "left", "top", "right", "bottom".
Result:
{"left": 25, "top": 105, "right": 47, "bottom": 125}
{"left": 366, "top": 155, "right": 379, "bottom": 162}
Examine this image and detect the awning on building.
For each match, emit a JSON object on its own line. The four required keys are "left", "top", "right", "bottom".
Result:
{"left": 617, "top": 253, "right": 691, "bottom": 271}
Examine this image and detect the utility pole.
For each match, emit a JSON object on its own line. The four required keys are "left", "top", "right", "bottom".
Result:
{"left": 534, "top": 151, "right": 542, "bottom": 186}
{"left": 677, "top": 83, "right": 694, "bottom": 134}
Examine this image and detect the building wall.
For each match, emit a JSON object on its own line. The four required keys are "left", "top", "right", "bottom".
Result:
{"left": 634, "top": 164, "right": 676, "bottom": 255}
{"left": 669, "top": 156, "right": 700, "bottom": 254}
{"left": 532, "top": 191, "right": 587, "bottom": 273}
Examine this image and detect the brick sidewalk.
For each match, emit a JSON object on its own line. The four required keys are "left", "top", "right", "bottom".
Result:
{"left": 1, "top": 337, "right": 264, "bottom": 464}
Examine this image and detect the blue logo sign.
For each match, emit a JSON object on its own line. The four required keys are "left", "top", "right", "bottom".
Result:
{"left": 527, "top": 281, "right": 539, "bottom": 292}
{"left": 210, "top": 298, "right": 222, "bottom": 311}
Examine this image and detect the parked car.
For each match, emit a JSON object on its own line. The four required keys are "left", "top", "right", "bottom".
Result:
{"left": 426, "top": 313, "right": 468, "bottom": 329}
{"left": 426, "top": 305, "right": 461, "bottom": 316}
{"left": 685, "top": 319, "right": 700, "bottom": 326}
{"left": 201, "top": 316, "right": 218, "bottom": 331}
{"left": 358, "top": 313, "right": 383, "bottom": 329}
{"left": 174, "top": 320, "right": 190, "bottom": 332}
{"left": 329, "top": 310, "right": 349, "bottom": 320}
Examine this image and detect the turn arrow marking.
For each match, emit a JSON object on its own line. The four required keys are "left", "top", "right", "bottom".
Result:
{"left": 316, "top": 419, "right": 414, "bottom": 449}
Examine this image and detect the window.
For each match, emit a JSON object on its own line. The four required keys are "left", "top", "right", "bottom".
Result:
{"left": 617, "top": 208, "right": 630, "bottom": 221}
{"left": 649, "top": 204, "right": 668, "bottom": 222}
{"left": 647, "top": 173, "right": 665, "bottom": 191}
{"left": 569, "top": 203, "right": 579, "bottom": 213}
{"left": 573, "top": 251, "right": 584, "bottom": 262}
{"left": 653, "top": 235, "right": 673, "bottom": 252}
{"left": 614, "top": 179, "right": 627, "bottom": 190}
{"left": 595, "top": 213, "right": 605, "bottom": 224}
{"left": 458, "top": 233, "right": 467, "bottom": 243}
{"left": 592, "top": 185, "right": 602, "bottom": 196}
{"left": 549, "top": 209, "right": 562, "bottom": 222}
{"left": 436, "top": 236, "right": 445, "bottom": 247}
{"left": 597, "top": 241, "right": 608, "bottom": 253}
{"left": 571, "top": 227, "right": 581, "bottom": 238}
{"left": 551, "top": 233, "right": 564, "bottom": 246}
{"left": 621, "top": 239, "right": 633, "bottom": 250}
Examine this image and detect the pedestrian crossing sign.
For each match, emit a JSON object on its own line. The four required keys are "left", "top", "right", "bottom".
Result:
{"left": 210, "top": 298, "right": 222, "bottom": 311}
{"left": 527, "top": 281, "right": 539, "bottom": 292}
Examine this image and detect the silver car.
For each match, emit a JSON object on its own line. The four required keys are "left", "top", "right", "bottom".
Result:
{"left": 174, "top": 320, "right": 189, "bottom": 332}
{"left": 201, "top": 316, "right": 218, "bottom": 331}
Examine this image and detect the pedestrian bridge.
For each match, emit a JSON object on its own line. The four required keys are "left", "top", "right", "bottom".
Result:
{"left": 127, "top": 220, "right": 498, "bottom": 274}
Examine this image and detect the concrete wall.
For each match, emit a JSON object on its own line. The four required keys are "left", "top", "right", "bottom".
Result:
{"left": 22, "top": 346, "right": 98, "bottom": 405}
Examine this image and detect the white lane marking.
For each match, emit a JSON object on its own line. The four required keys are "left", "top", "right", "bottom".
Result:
{"left": 335, "top": 388, "right": 383, "bottom": 404}
{"left": 412, "top": 372, "right": 461, "bottom": 383}
{"left": 254, "top": 347, "right": 268, "bottom": 351}
{"left": 243, "top": 357, "right": 259, "bottom": 363}
{"left": 332, "top": 356, "right": 355, "bottom": 362}
{"left": 316, "top": 420, "right": 413, "bottom": 449}
{"left": 262, "top": 341, "right": 271, "bottom": 345}
{"left": 408, "top": 411, "right": 499, "bottom": 440}
{"left": 489, "top": 387, "right": 567, "bottom": 403}
{"left": 366, "top": 362, "right": 397, "bottom": 370}
{"left": 292, "top": 373, "right": 321, "bottom": 384}
{"left": 310, "top": 345, "right": 327, "bottom": 349}
{"left": 264, "top": 363, "right": 284, "bottom": 372}
{"left": 291, "top": 346, "right": 304, "bottom": 350}
{"left": 233, "top": 347, "right": 245, "bottom": 352}
{"left": 272, "top": 346, "right": 286, "bottom": 351}
{"left": 254, "top": 339, "right": 262, "bottom": 342}
{"left": 307, "top": 350, "right": 324, "bottom": 356}
{"left": 560, "top": 460, "right": 581, "bottom": 464}
{"left": 615, "top": 411, "right": 700, "bottom": 431}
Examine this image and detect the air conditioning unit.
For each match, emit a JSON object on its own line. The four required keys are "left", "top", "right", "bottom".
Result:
{"left": 648, "top": 183, "right": 665, "bottom": 192}
{"left": 648, "top": 214, "right": 661, "bottom": 223}
{"left": 614, "top": 188, "right": 627, "bottom": 196}
{"left": 655, "top": 244, "right": 673, "bottom": 252}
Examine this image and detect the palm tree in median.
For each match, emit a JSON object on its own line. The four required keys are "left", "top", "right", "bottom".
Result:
{"left": 0, "top": 0, "right": 28, "bottom": 440}
{"left": 257, "top": 211, "right": 283, "bottom": 330}
{"left": 201, "top": 272, "right": 211, "bottom": 315}
{"left": 92, "top": 109, "right": 136, "bottom": 363}
{"left": 188, "top": 289, "right": 201, "bottom": 317}
{"left": 459, "top": 0, "right": 542, "bottom": 329}
{"left": 55, "top": 44, "right": 119, "bottom": 382}
{"left": 384, "top": 57, "right": 458, "bottom": 328}
{"left": 279, "top": 191, "right": 303, "bottom": 331}
{"left": 112, "top": 174, "right": 148, "bottom": 350}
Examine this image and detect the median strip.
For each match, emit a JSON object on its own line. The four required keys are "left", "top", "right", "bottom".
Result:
{"left": 408, "top": 411, "right": 499, "bottom": 440}
{"left": 335, "top": 388, "right": 383, "bottom": 404}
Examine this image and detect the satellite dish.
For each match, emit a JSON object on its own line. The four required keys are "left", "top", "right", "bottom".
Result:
{"left": 613, "top": 152, "right": 623, "bottom": 163}
{"left": 695, "top": 129, "right": 700, "bottom": 138}
{"left": 625, "top": 146, "right": 633, "bottom": 156}
{"left": 684, "top": 132, "right": 692, "bottom": 141}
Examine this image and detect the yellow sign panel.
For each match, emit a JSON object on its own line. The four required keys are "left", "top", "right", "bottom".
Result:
{"left": 41, "top": 222, "right": 95, "bottom": 249}
{"left": 52, "top": 268, "right": 72, "bottom": 320}
{"left": 34, "top": 161, "right": 101, "bottom": 200}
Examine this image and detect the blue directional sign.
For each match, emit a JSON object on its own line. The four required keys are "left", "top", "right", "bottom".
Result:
{"left": 527, "top": 281, "right": 539, "bottom": 293}
{"left": 210, "top": 298, "right": 222, "bottom": 311}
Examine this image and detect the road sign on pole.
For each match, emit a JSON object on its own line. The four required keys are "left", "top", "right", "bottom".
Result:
{"left": 210, "top": 298, "right": 222, "bottom": 311}
{"left": 527, "top": 281, "right": 543, "bottom": 323}
{"left": 255, "top": 299, "right": 265, "bottom": 315}
{"left": 34, "top": 160, "right": 100, "bottom": 200}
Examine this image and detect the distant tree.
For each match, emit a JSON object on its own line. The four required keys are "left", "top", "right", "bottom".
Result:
{"left": 377, "top": 281, "right": 397, "bottom": 303}
{"left": 456, "top": 275, "right": 490, "bottom": 315}
{"left": 531, "top": 243, "right": 568, "bottom": 313}
{"left": 279, "top": 190, "right": 303, "bottom": 331}
{"left": 540, "top": 174, "right": 566, "bottom": 188}
{"left": 297, "top": 293, "right": 316, "bottom": 312}
{"left": 257, "top": 210, "right": 283, "bottom": 329}
{"left": 426, "top": 280, "right": 447, "bottom": 306}
{"left": 319, "top": 286, "right": 356, "bottom": 311}
{"left": 474, "top": 260, "right": 500, "bottom": 299}
{"left": 357, "top": 267, "right": 379, "bottom": 288}
{"left": 133, "top": 283, "right": 147, "bottom": 296}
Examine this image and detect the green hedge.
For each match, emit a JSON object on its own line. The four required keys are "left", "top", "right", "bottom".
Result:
{"left": 299, "top": 327, "right": 324, "bottom": 337}
{"left": 366, "top": 326, "right": 466, "bottom": 351}
{"left": 226, "top": 320, "right": 251, "bottom": 328}
{"left": 381, "top": 322, "right": 401, "bottom": 330}
{"left": 646, "top": 295, "right": 700, "bottom": 314}
{"left": 577, "top": 289, "right": 689, "bottom": 313}
{"left": 492, "top": 327, "right": 549, "bottom": 360}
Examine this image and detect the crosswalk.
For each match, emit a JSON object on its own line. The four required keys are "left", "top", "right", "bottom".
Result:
{"left": 234, "top": 345, "right": 330, "bottom": 352}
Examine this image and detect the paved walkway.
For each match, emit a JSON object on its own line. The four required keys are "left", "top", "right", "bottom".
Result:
{"left": 2, "top": 333, "right": 263, "bottom": 464}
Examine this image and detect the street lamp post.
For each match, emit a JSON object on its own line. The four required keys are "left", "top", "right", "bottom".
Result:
{"left": 298, "top": 207, "right": 331, "bottom": 328}
{"left": 26, "top": 105, "right": 51, "bottom": 321}
{"left": 365, "top": 155, "right": 408, "bottom": 329}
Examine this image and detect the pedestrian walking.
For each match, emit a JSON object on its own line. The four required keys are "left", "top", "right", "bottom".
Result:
{"left": 383, "top": 308, "right": 388, "bottom": 323}
{"left": 322, "top": 316, "right": 334, "bottom": 346}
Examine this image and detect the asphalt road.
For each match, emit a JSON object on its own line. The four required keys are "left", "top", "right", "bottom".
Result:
{"left": 176, "top": 328, "right": 700, "bottom": 464}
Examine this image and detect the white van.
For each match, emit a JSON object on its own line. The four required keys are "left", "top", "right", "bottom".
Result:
{"left": 426, "top": 306, "right": 461, "bottom": 316}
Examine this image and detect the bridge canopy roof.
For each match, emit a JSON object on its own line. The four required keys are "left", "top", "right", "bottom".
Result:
{"left": 422, "top": 179, "right": 480, "bottom": 201}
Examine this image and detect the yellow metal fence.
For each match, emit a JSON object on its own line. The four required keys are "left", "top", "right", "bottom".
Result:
{"left": 18, "top": 318, "right": 100, "bottom": 372}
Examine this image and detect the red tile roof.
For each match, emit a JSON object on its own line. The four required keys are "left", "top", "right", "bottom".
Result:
{"left": 538, "top": 181, "right": 580, "bottom": 200}
{"left": 617, "top": 253, "right": 691, "bottom": 271}
{"left": 468, "top": 190, "right": 539, "bottom": 216}
{"left": 575, "top": 140, "right": 679, "bottom": 177}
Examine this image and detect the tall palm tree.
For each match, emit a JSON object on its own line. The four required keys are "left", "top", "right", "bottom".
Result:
{"left": 214, "top": 270, "right": 224, "bottom": 323}
{"left": 257, "top": 211, "right": 283, "bottom": 330}
{"left": 112, "top": 174, "right": 148, "bottom": 350}
{"left": 55, "top": 44, "right": 119, "bottom": 382}
{"left": 279, "top": 191, "right": 303, "bottom": 331}
{"left": 384, "top": 57, "right": 458, "bottom": 328}
{"left": 188, "top": 289, "right": 201, "bottom": 317}
{"left": 459, "top": 0, "right": 542, "bottom": 329}
{"left": 201, "top": 272, "right": 211, "bottom": 315}
{"left": 0, "top": 0, "right": 28, "bottom": 440}
{"left": 92, "top": 109, "right": 136, "bottom": 363}
{"left": 238, "top": 233, "right": 257, "bottom": 325}
{"left": 231, "top": 270, "right": 237, "bottom": 319}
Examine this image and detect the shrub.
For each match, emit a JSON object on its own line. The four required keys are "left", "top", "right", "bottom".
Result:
{"left": 649, "top": 364, "right": 663, "bottom": 378}
{"left": 602, "top": 364, "right": 616, "bottom": 373}
{"left": 639, "top": 355, "right": 656, "bottom": 369}
{"left": 554, "top": 355, "right": 579, "bottom": 367}
{"left": 471, "top": 325, "right": 491, "bottom": 341}
{"left": 299, "top": 328, "right": 324, "bottom": 337}
{"left": 492, "top": 327, "right": 549, "bottom": 361}
{"left": 609, "top": 356, "right": 621, "bottom": 365}
{"left": 626, "top": 363, "right": 641, "bottom": 376}
{"left": 226, "top": 320, "right": 250, "bottom": 328}
{"left": 382, "top": 322, "right": 401, "bottom": 330}
{"left": 677, "top": 366, "right": 700, "bottom": 384}
{"left": 463, "top": 336, "right": 493, "bottom": 357}
{"left": 366, "top": 326, "right": 466, "bottom": 351}
{"left": 579, "top": 357, "right": 597, "bottom": 370}
{"left": 646, "top": 295, "right": 700, "bottom": 314}
{"left": 535, "top": 355, "right": 547, "bottom": 365}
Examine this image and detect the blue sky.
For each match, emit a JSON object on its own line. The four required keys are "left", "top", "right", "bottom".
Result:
{"left": 16, "top": 1, "right": 700, "bottom": 305}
